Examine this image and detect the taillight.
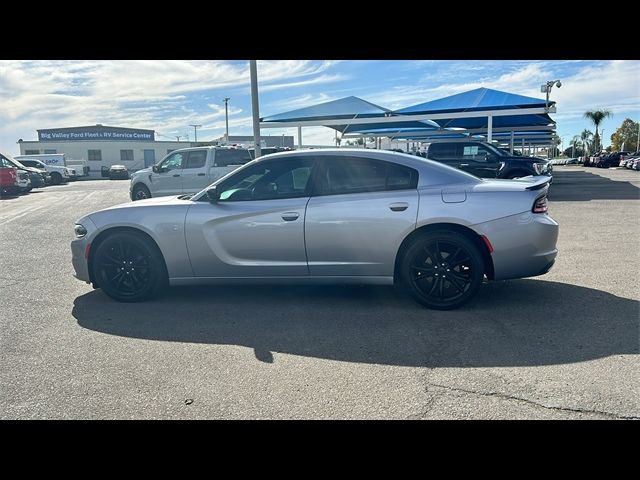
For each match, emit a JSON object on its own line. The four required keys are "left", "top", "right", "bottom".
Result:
{"left": 532, "top": 195, "right": 548, "bottom": 214}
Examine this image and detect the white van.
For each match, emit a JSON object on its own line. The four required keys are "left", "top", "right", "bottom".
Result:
{"left": 129, "top": 146, "right": 253, "bottom": 200}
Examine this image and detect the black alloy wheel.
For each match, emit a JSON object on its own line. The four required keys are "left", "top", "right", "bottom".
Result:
{"left": 132, "top": 184, "right": 151, "bottom": 201}
{"left": 402, "top": 231, "right": 484, "bottom": 310}
{"left": 93, "top": 232, "right": 167, "bottom": 302}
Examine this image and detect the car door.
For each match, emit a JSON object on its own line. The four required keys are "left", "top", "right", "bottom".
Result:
{"left": 305, "top": 155, "right": 419, "bottom": 277}
{"left": 458, "top": 143, "right": 501, "bottom": 178}
{"left": 180, "top": 149, "right": 210, "bottom": 193}
{"left": 184, "top": 156, "right": 315, "bottom": 277}
{"left": 151, "top": 151, "right": 185, "bottom": 196}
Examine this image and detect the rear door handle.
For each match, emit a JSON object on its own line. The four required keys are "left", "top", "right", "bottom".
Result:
{"left": 197, "top": 173, "right": 206, "bottom": 176}
{"left": 173, "top": 174, "right": 180, "bottom": 177}
{"left": 281, "top": 212, "right": 300, "bottom": 221}
{"left": 389, "top": 202, "right": 409, "bottom": 212}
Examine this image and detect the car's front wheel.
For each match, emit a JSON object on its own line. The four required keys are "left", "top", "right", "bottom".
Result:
{"left": 92, "top": 231, "right": 168, "bottom": 302}
{"left": 401, "top": 231, "right": 485, "bottom": 310}
{"left": 132, "top": 184, "right": 151, "bottom": 201}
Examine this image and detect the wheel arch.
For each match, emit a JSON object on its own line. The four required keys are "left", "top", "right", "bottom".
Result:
{"left": 394, "top": 222, "right": 494, "bottom": 284}
{"left": 131, "top": 182, "right": 152, "bottom": 200}
{"left": 88, "top": 226, "right": 168, "bottom": 286}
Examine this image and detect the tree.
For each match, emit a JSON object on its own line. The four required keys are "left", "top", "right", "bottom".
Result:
{"left": 580, "top": 129, "right": 593, "bottom": 155}
{"left": 583, "top": 109, "right": 612, "bottom": 153}
{"left": 610, "top": 118, "right": 640, "bottom": 152}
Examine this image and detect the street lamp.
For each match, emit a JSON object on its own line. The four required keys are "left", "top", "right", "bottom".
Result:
{"left": 189, "top": 124, "right": 202, "bottom": 143}
{"left": 223, "top": 97, "right": 230, "bottom": 141}
{"left": 541, "top": 80, "right": 562, "bottom": 111}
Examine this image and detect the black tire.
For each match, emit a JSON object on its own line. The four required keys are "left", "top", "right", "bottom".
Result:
{"left": 503, "top": 170, "right": 530, "bottom": 179}
{"left": 92, "top": 231, "right": 168, "bottom": 302}
{"left": 132, "top": 184, "right": 151, "bottom": 201}
{"left": 50, "top": 172, "right": 62, "bottom": 185}
{"left": 401, "top": 230, "right": 485, "bottom": 310}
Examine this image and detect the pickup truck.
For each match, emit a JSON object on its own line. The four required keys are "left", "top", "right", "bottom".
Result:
{"left": 425, "top": 140, "right": 552, "bottom": 179}
{"left": 14, "top": 157, "right": 72, "bottom": 184}
{"left": 129, "top": 146, "right": 252, "bottom": 200}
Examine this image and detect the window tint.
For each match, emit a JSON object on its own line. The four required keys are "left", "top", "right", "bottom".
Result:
{"left": 428, "top": 143, "right": 457, "bottom": 159}
{"left": 318, "top": 157, "right": 417, "bottom": 195}
{"left": 161, "top": 152, "right": 183, "bottom": 171}
{"left": 217, "top": 157, "right": 313, "bottom": 201}
{"left": 185, "top": 150, "right": 207, "bottom": 169}
{"left": 215, "top": 149, "right": 253, "bottom": 167}
{"left": 120, "top": 149, "right": 134, "bottom": 161}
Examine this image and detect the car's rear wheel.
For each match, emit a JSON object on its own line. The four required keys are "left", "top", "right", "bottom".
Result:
{"left": 132, "top": 184, "right": 151, "bottom": 201}
{"left": 401, "top": 231, "right": 484, "bottom": 310}
{"left": 93, "top": 231, "right": 167, "bottom": 302}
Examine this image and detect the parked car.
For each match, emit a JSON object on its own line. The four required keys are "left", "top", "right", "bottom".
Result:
{"left": 425, "top": 140, "right": 552, "bottom": 179}
{"left": 0, "top": 158, "right": 18, "bottom": 197}
{"left": 566, "top": 158, "right": 580, "bottom": 165}
{"left": 72, "top": 149, "right": 559, "bottom": 309}
{"left": 16, "top": 169, "right": 31, "bottom": 193}
{"left": 0, "top": 154, "right": 46, "bottom": 189}
{"left": 14, "top": 155, "right": 73, "bottom": 183}
{"left": 108, "top": 165, "right": 130, "bottom": 180}
{"left": 129, "top": 146, "right": 253, "bottom": 200}
{"left": 631, "top": 158, "right": 640, "bottom": 171}
{"left": 11, "top": 158, "right": 52, "bottom": 185}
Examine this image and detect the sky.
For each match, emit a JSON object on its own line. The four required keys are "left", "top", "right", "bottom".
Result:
{"left": 0, "top": 60, "right": 638, "bottom": 155}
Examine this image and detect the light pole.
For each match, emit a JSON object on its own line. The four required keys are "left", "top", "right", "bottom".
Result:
{"left": 189, "top": 124, "right": 202, "bottom": 143}
{"left": 223, "top": 97, "right": 230, "bottom": 141}
{"left": 176, "top": 135, "right": 182, "bottom": 141}
{"left": 541, "top": 80, "right": 562, "bottom": 111}
{"left": 249, "top": 60, "right": 261, "bottom": 158}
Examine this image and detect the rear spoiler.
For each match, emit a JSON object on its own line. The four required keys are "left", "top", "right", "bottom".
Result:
{"left": 523, "top": 176, "right": 553, "bottom": 191}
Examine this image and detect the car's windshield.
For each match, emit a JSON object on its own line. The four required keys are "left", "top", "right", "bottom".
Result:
{"left": 0, "top": 153, "right": 28, "bottom": 169}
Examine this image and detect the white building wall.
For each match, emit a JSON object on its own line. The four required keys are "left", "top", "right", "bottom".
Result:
{"left": 19, "top": 140, "right": 191, "bottom": 171}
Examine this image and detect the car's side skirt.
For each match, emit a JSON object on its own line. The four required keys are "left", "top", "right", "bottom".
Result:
{"left": 169, "top": 276, "right": 394, "bottom": 286}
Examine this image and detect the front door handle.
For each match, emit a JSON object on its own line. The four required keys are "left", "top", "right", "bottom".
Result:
{"left": 197, "top": 173, "right": 206, "bottom": 176}
{"left": 389, "top": 202, "right": 409, "bottom": 212}
{"left": 281, "top": 212, "right": 300, "bottom": 221}
{"left": 173, "top": 174, "right": 181, "bottom": 177}
{"left": 459, "top": 163, "right": 469, "bottom": 167}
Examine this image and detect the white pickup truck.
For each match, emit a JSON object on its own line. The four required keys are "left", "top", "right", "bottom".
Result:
{"left": 14, "top": 156, "right": 72, "bottom": 184}
{"left": 129, "top": 146, "right": 253, "bottom": 200}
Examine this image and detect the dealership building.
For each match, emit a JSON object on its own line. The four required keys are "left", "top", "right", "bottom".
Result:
{"left": 18, "top": 125, "right": 296, "bottom": 174}
{"left": 18, "top": 125, "right": 191, "bottom": 172}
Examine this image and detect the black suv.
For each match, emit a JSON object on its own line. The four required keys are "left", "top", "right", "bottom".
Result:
{"left": 426, "top": 141, "right": 552, "bottom": 179}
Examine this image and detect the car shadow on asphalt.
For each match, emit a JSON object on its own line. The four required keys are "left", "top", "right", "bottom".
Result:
{"left": 72, "top": 279, "right": 639, "bottom": 368}
{"left": 548, "top": 169, "right": 640, "bottom": 201}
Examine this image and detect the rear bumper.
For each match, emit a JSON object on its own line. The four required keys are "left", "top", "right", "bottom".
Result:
{"left": 473, "top": 212, "right": 559, "bottom": 281}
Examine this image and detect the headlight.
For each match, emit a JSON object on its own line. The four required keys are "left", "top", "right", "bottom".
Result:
{"left": 74, "top": 224, "right": 87, "bottom": 238}
{"left": 533, "top": 163, "right": 543, "bottom": 175}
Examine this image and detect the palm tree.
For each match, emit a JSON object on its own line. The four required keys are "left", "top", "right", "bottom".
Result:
{"left": 571, "top": 135, "right": 581, "bottom": 157}
{"left": 580, "top": 129, "right": 593, "bottom": 155}
{"left": 584, "top": 110, "right": 612, "bottom": 153}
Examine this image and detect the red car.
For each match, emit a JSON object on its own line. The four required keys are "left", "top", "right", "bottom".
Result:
{"left": 0, "top": 160, "right": 18, "bottom": 197}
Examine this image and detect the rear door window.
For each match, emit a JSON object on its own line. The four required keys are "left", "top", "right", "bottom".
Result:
{"left": 215, "top": 149, "right": 253, "bottom": 167}
{"left": 428, "top": 143, "right": 457, "bottom": 160}
{"left": 185, "top": 150, "right": 207, "bottom": 169}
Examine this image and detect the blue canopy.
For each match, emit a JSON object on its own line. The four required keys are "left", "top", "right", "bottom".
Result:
{"left": 261, "top": 96, "right": 390, "bottom": 122}
{"left": 394, "top": 87, "right": 555, "bottom": 129}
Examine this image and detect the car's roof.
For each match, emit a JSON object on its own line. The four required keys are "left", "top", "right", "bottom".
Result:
{"left": 244, "top": 148, "right": 482, "bottom": 188}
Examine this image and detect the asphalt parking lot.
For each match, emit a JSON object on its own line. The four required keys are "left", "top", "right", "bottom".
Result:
{"left": 1, "top": 166, "right": 639, "bottom": 419}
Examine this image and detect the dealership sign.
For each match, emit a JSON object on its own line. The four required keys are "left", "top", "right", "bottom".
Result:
{"left": 38, "top": 126, "right": 155, "bottom": 142}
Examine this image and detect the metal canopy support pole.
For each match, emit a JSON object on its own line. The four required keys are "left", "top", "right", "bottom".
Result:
{"left": 298, "top": 126, "right": 302, "bottom": 149}
{"left": 487, "top": 115, "right": 493, "bottom": 142}
{"left": 510, "top": 130, "right": 514, "bottom": 154}
{"left": 521, "top": 138, "right": 525, "bottom": 155}
{"left": 249, "top": 60, "right": 261, "bottom": 158}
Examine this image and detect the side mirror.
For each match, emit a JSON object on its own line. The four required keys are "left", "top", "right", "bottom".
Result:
{"left": 152, "top": 165, "right": 160, "bottom": 173}
{"left": 206, "top": 186, "right": 220, "bottom": 203}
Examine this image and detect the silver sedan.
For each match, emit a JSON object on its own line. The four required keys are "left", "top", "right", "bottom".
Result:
{"left": 71, "top": 149, "right": 558, "bottom": 309}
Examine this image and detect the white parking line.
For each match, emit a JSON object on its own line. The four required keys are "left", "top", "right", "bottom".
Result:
{"left": 0, "top": 205, "right": 48, "bottom": 226}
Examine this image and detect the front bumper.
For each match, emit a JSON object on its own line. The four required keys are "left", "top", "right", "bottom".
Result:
{"left": 71, "top": 217, "right": 98, "bottom": 283}
{"left": 473, "top": 211, "right": 559, "bottom": 281}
